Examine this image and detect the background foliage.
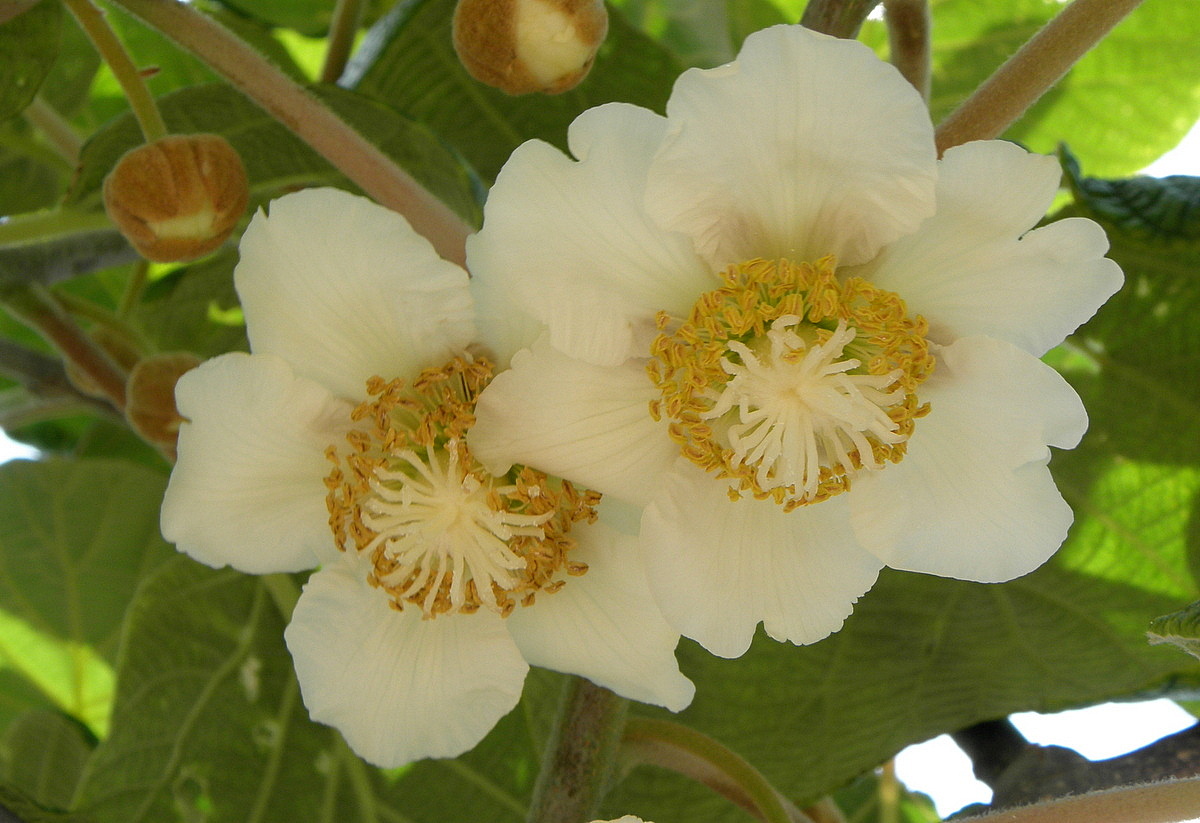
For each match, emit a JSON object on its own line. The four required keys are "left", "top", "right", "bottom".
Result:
{"left": 1, "top": 0, "right": 1199, "bottom": 821}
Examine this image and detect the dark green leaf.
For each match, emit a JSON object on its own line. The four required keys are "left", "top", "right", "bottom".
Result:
{"left": 66, "top": 82, "right": 481, "bottom": 225}
{"left": 0, "top": 141, "right": 65, "bottom": 217}
{"left": 0, "top": 709, "right": 94, "bottom": 811}
{"left": 0, "top": 1, "right": 62, "bottom": 124}
{"left": 1149, "top": 600, "right": 1200, "bottom": 663}
{"left": 347, "top": 0, "right": 683, "bottom": 183}
{"left": 133, "top": 250, "right": 248, "bottom": 359}
{"left": 1062, "top": 148, "right": 1200, "bottom": 242}
{"left": 38, "top": 10, "right": 100, "bottom": 119}
{"left": 213, "top": 0, "right": 335, "bottom": 37}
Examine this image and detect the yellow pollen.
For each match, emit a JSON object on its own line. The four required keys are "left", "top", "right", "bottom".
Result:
{"left": 325, "top": 357, "right": 599, "bottom": 618}
{"left": 647, "top": 257, "right": 934, "bottom": 510}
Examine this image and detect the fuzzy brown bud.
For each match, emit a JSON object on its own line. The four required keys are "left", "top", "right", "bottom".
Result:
{"left": 103, "top": 134, "right": 249, "bottom": 263}
{"left": 125, "top": 352, "right": 202, "bottom": 461}
{"left": 453, "top": 0, "right": 608, "bottom": 95}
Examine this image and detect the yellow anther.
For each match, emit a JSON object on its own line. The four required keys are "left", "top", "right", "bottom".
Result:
{"left": 648, "top": 257, "right": 934, "bottom": 509}
{"left": 325, "top": 357, "right": 598, "bottom": 618}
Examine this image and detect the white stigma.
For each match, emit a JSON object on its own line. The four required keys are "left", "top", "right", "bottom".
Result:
{"left": 704, "top": 317, "right": 906, "bottom": 498}
{"left": 360, "top": 441, "right": 553, "bottom": 616}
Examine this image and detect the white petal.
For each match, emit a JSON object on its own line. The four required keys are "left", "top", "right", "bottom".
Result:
{"left": 469, "top": 339, "right": 677, "bottom": 507}
{"left": 161, "top": 353, "right": 350, "bottom": 573}
{"left": 642, "top": 460, "right": 882, "bottom": 658}
{"left": 646, "top": 25, "right": 936, "bottom": 270}
{"left": 236, "top": 188, "right": 476, "bottom": 400}
{"left": 469, "top": 103, "right": 714, "bottom": 366}
{"left": 469, "top": 265, "right": 545, "bottom": 370}
{"left": 856, "top": 141, "right": 1123, "bottom": 355}
{"left": 506, "top": 517, "right": 695, "bottom": 712}
{"left": 850, "top": 335, "right": 1087, "bottom": 582}
{"left": 286, "top": 559, "right": 528, "bottom": 768}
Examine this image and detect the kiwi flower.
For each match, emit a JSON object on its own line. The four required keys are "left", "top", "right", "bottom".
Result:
{"left": 466, "top": 25, "right": 1123, "bottom": 658}
{"left": 160, "top": 188, "right": 693, "bottom": 767}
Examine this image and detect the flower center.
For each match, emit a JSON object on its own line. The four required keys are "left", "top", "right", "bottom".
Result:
{"left": 647, "top": 257, "right": 934, "bottom": 510}
{"left": 325, "top": 357, "right": 598, "bottom": 618}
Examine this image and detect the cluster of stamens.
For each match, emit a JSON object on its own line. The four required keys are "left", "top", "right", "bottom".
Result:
{"left": 325, "top": 357, "right": 598, "bottom": 618}
{"left": 647, "top": 257, "right": 935, "bottom": 510}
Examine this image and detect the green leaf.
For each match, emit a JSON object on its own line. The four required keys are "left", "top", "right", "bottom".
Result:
{"left": 0, "top": 458, "right": 173, "bottom": 733}
{"left": 66, "top": 82, "right": 481, "bottom": 225}
{"left": 0, "top": 709, "right": 94, "bottom": 811}
{"left": 859, "top": 0, "right": 1200, "bottom": 177}
{"left": 74, "top": 559, "right": 350, "bottom": 822}
{"left": 0, "top": 141, "right": 65, "bottom": 216}
{"left": 610, "top": 0, "right": 737, "bottom": 66}
{"left": 133, "top": 250, "right": 248, "bottom": 359}
{"left": 726, "top": 0, "right": 789, "bottom": 53}
{"left": 1149, "top": 600, "right": 1200, "bottom": 663}
{"left": 213, "top": 0, "right": 335, "bottom": 37}
{"left": 0, "top": 0, "right": 62, "bottom": 124}
{"left": 1061, "top": 148, "right": 1200, "bottom": 242}
{"left": 38, "top": 9, "right": 101, "bottom": 119}
{"left": 71, "top": 555, "right": 557, "bottom": 823}
{"left": 0, "top": 458, "right": 172, "bottom": 647}
{"left": 348, "top": 0, "right": 683, "bottom": 183}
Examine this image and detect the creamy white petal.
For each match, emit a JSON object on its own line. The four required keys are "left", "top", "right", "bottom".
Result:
{"left": 285, "top": 558, "right": 528, "bottom": 768}
{"left": 850, "top": 335, "right": 1087, "bottom": 582}
{"left": 506, "top": 518, "right": 694, "bottom": 712}
{"left": 642, "top": 460, "right": 882, "bottom": 658}
{"left": 469, "top": 265, "right": 545, "bottom": 370}
{"left": 469, "top": 339, "right": 677, "bottom": 507}
{"left": 856, "top": 141, "right": 1123, "bottom": 355}
{"left": 469, "top": 103, "right": 714, "bottom": 366}
{"left": 646, "top": 25, "right": 936, "bottom": 271}
{"left": 161, "top": 352, "right": 350, "bottom": 573}
{"left": 236, "top": 188, "right": 476, "bottom": 400}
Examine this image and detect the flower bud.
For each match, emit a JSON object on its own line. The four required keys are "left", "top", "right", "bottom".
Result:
{"left": 453, "top": 0, "right": 608, "bottom": 95}
{"left": 125, "top": 351, "right": 202, "bottom": 461}
{"left": 103, "top": 134, "right": 249, "bottom": 263}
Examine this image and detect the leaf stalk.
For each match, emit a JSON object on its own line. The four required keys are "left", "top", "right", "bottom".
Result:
{"left": 934, "top": 0, "right": 1144, "bottom": 154}
{"left": 62, "top": 0, "right": 168, "bottom": 142}
{"left": 621, "top": 717, "right": 814, "bottom": 823}
{"left": 527, "top": 677, "right": 629, "bottom": 823}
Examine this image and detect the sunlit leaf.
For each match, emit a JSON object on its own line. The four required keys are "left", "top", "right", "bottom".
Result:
{"left": 73, "top": 555, "right": 558, "bottom": 823}
{"left": 0, "top": 458, "right": 172, "bottom": 734}
{"left": 860, "top": 0, "right": 1200, "bottom": 177}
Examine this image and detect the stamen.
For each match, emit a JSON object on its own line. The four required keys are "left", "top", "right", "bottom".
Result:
{"left": 325, "top": 357, "right": 599, "bottom": 618}
{"left": 648, "top": 257, "right": 934, "bottom": 509}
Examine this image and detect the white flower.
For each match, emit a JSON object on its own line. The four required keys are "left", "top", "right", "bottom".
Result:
{"left": 466, "top": 25, "right": 1123, "bottom": 658}
{"left": 159, "top": 187, "right": 693, "bottom": 768}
